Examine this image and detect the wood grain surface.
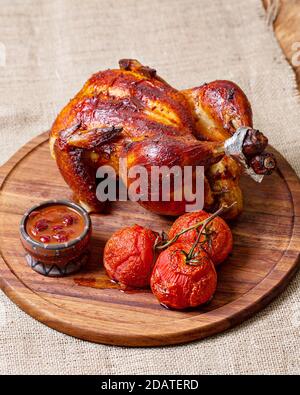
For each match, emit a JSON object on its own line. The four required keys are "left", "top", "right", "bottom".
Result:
{"left": 263, "top": 0, "right": 300, "bottom": 86}
{"left": 0, "top": 133, "right": 299, "bottom": 346}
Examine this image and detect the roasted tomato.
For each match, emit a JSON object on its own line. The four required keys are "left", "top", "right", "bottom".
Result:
{"left": 168, "top": 210, "right": 233, "bottom": 265}
{"left": 151, "top": 243, "right": 217, "bottom": 310}
{"left": 103, "top": 224, "right": 159, "bottom": 288}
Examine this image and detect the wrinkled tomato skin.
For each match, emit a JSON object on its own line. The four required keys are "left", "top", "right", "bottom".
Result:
{"left": 150, "top": 243, "right": 217, "bottom": 310}
{"left": 168, "top": 211, "right": 233, "bottom": 265}
{"left": 104, "top": 224, "right": 158, "bottom": 288}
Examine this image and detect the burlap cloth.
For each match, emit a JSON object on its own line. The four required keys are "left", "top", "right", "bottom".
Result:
{"left": 0, "top": 0, "right": 299, "bottom": 375}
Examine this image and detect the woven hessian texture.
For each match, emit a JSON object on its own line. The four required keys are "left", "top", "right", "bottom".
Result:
{"left": 0, "top": 0, "right": 299, "bottom": 375}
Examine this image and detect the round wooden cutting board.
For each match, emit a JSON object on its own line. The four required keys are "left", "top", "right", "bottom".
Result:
{"left": 0, "top": 133, "right": 299, "bottom": 347}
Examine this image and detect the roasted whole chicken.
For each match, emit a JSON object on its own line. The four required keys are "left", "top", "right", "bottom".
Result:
{"left": 50, "top": 59, "right": 276, "bottom": 219}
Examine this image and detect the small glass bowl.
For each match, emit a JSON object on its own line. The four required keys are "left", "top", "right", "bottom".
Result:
{"left": 19, "top": 199, "right": 92, "bottom": 277}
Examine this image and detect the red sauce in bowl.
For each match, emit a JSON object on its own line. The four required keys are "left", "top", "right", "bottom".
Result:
{"left": 26, "top": 204, "right": 85, "bottom": 244}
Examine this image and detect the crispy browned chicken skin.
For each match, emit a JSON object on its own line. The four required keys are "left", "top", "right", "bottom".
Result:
{"left": 50, "top": 59, "right": 275, "bottom": 219}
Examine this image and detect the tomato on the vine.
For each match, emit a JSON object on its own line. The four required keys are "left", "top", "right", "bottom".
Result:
{"left": 168, "top": 210, "right": 233, "bottom": 265}
{"left": 104, "top": 224, "right": 159, "bottom": 288}
{"left": 151, "top": 243, "right": 217, "bottom": 310}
